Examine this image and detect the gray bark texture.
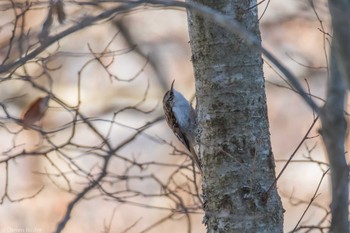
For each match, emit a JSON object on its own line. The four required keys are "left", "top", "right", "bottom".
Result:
{"left": 186, "top": 0, "right": 284, "bottom": 232}
{"left": 329, "top": 0, "right": 350, "bottom": 89}
{"left": 325, "top": 1, "right": 350, "bottom": 232}
{"left": 320, "top": 41, "right": 349, "bottom": 233}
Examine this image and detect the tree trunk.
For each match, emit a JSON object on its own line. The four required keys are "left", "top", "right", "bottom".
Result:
{"left": 324, "top": 1, "right": 350, "bottom": 232}
{"left": 186, "top": 0, "right": 284, "bottom": 232}
{"left": 319, "top": 41, "right": 348, "bottom": 233}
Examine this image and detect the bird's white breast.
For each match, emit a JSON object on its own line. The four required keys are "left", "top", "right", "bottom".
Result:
{"left": 172, "top": 90, "right": 193, "bottom": 128}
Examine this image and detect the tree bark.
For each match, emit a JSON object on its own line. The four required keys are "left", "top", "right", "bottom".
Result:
{"left": 328, "top": 0, "right": 350, "bottom": 89}
{"left": 186, "top": 0, "right": 284, "bottom": 232}
{"left": 320, "top": 41, "right": 349, "bottom": 233}
{"left": 325, "top": 1, "right": 350, "bottom": 232}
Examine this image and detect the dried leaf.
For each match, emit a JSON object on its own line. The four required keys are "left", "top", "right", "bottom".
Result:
{"left": 22, "top": 96, "right": 50, "bottom": 128}
{"left": 52, "top": 0, "right": 66, "bottom": 24}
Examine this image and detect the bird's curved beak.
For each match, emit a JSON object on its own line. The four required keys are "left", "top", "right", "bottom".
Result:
{"left": 170, "top": 80, "right": 175, "bottom": 91}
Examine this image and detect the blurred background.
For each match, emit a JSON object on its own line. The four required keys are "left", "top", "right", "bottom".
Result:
{"left": 0, "top": 0, "right": 338, "bottom": 232}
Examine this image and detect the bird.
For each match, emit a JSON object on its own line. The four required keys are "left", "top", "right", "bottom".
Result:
{"left": 163, "top": 80, "right": 201, "bottom": 172}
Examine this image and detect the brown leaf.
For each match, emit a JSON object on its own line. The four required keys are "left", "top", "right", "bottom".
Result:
{"left": 52, "top": 0, "right": 66, "bottom": 24}
{"left": 22, "top": 96, "right": 50, "bottom": 128}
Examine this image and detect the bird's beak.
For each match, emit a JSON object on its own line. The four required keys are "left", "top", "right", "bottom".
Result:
{"left": 170, "top": 80, "right": 175, "bottom": 91}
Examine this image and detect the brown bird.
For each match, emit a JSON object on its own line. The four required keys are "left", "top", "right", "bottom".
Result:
{"left": 163, "top": 81, "right": 201, "bottom": 173}
{"left": 22, "top": 96, "right": 50, "bottom": 128}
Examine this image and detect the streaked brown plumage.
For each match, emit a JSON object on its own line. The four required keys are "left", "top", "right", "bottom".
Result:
{"left": 163, "top": 80, "right": 201, "bottom": 172}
